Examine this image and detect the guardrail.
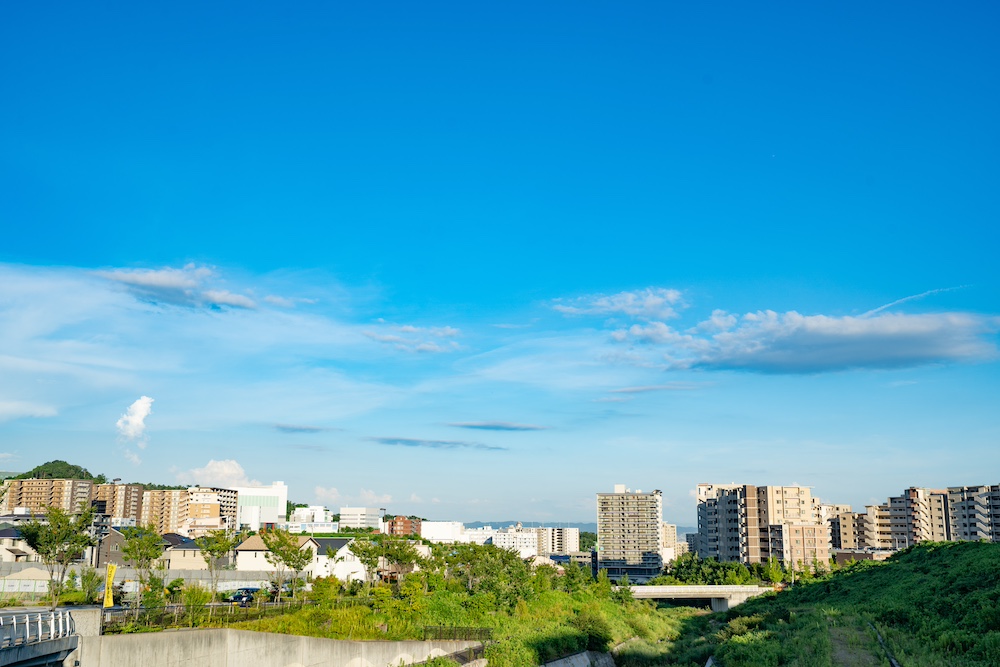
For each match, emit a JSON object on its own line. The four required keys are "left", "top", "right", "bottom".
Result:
{"left": 0, "top": 611, "right": 76, "bottom": 648}
{"left": 422, "top": 626, "right": 492, "bottom": 642}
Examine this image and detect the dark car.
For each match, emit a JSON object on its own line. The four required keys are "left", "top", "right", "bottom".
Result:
{"left": 227, "top": 587, "right": 261, "bottom": 607}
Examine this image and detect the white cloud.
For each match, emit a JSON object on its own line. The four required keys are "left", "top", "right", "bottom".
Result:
{"left": 409, "top": 493, "right": 423, "bottom": 503}
{"left": 0, "top": 401, "right": 57, "bottom": 422}
{"left": 359, "top": 488, "right": 392, "bottom": 505}
{"left": 116, "top": 396, "right": 154, "bottom": 443}
{"left": 614, "top": 309, "right": 999, "bottom": 373}
{"left": 314, "top": 486, "right": 341, "bottom": 503}
{"left": 180, "top": 459, "right": 260, "bottom": 488}
{"left": 123, "top": 449, "right": 142, "bottom": 465}
{"left": 364, "top": 324, "right": 461, "bottom": 353}
{"left": 203, "top": 290, "right": 256, "bottom": 309}
{"left": 554, "top": 288, "right": 684, "bottom": 321}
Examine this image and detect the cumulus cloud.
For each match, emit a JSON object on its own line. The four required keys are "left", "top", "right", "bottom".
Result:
{"left": 314, "top": 486, "right": 341, "bottom": 502}
{"left": 116, "top": 396, "right": 154, "bottom": 446}
{"left": 180, "top": 459, "right": 260, "bottom": 488}
{"left": 448, "top": 421, "right": 548, "bottom": 431}
{"left": 613, "top": 309, "right": 999, "bottom": 373}
{"left": 364, "top": 324, "right": 461, "bottom": 353}
{"left": 554, "top": 288, "right": 684, "bottom": 321}
{"left": 0, "top": 401, "right": 57, "bottom": 422}
{"left": 360, "top": 488, "right": 392, "bottom": 504}
{"left": 409, "top": 493, "right": 423, "bottom": 503}
{"left": 98, "top": 264, "right": 256, "bottom": 309}
{"left": 372, "top": 437, "right": 506, "bottom": 451}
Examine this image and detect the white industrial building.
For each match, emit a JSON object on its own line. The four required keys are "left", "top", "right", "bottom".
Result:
{"left": 339, "top": 506, "right": 382, "bottom": 530}
{"left": 236, "top": 481, "right": 288, "bottom": 531}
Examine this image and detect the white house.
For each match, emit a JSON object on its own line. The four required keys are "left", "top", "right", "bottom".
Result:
{"left": 235, "top": 534, "right": 318, "bottom": 572}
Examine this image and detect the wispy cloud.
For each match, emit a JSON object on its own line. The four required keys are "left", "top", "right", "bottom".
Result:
{"left": 613, "top": 310, "right": 999, "bottom": 373}
{"left": 274, "top": 423, "right": 330, "bottom": 434}
{"left": 861, "top": 287, "right": 967, "bottom": 317}
{"left": 553, "top": 288, "right": 684, "bottom": 321}
{"left": 448, "top": 421, "right": 548, "bottom": 431}
{"left": 0, "top": 401, "right": 57, "bottom": 422}
{"left": 99, "top": 264, "right": 257, "bottom": 309}
{"left": 610, "top": 383, "right": 704, "bottom": 393}
{"left": 371, "top": 437, "right": 506, "bottom": 451}
{"left": 364, "top": 323, "right": 461, "bottom": 353}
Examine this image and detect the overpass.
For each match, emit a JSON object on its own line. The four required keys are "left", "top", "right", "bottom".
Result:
{"left": 625, "top": 585, "right": 773, "bottom": 612}
{"left": 0, "top": 611, "right": 78, "bottom": 666}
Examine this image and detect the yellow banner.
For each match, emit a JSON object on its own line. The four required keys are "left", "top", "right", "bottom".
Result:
{"left": 103, "top": 564, "right": 117, "bottom": 608}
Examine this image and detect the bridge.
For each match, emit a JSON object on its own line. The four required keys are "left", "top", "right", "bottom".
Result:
{"left": 0, "top": 611, "right": 78, "bottom": 667}
{"left": 626, "top": 585, "right": 773, "bottom": 612}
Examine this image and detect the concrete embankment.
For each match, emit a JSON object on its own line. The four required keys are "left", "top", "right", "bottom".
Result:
{"left": 72, "top": 629, "right": 482, "bottom": 667}
{"left": 541, "top": 650, "right": 615, "bottom": 667}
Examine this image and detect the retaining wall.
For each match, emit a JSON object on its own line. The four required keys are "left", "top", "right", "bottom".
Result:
{"left": 72, "top": 629, "right": 482, "bottom": 667}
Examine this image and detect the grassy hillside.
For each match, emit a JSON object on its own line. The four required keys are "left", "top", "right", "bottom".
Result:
{"left": 653, "top": 541, "right": 1000, "bottom": 666}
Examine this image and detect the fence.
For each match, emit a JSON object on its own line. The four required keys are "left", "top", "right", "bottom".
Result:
{"left": 0, "top": 611, "right": 75, "bottom": 648}
{"left": 422, "top": 626, "right": 492, "bottom": 642}
{"left": 101, "top": 601, "right": 313, "bottom": 634}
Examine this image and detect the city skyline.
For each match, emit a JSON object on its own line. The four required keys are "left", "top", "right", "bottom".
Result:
{"left": 1, "top": 3, "right": 998, "bottom": 525}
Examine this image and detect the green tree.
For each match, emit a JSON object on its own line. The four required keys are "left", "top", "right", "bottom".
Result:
{"left": 348, "top": 537, "right": 385, "bottom": 589}
{"left": 79, "top": 565, "right": 102, "bottom": 603}
{"left": 612, "top": 572, "right": 634, "bottom": 604}
{"left": 121, "top": 525, "right": 165, "bottom": 603}
{"left": 260, "top": 528, "right": 313, "bottom": 600}
{"left": 579, "top": 531, "right": 597, "bottom": 551}
{"left": 195, "top": 530, "right": 239, "bottom": 600}
{"left": 383, "top": 538, "right": 422, "bottom": 582}
{"left": 20, "top": 504, "right": 96, "bottom": 610}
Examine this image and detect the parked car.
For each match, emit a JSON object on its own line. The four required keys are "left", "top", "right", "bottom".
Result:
{"left": 227, "top": 587, "right": 261, "bottom": 607}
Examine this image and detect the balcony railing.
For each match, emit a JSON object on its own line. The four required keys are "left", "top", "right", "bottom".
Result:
{"left": 0, "top": 611, "right": 75, "bottom": 648}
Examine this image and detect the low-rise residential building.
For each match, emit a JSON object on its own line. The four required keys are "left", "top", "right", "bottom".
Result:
{"left": 234, "top": 534, "right": 318, "bottom": 572}
{"left": 385, "top": 516, "right": 422, "bottom": 536}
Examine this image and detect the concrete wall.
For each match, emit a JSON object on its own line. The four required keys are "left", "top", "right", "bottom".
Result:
{"left": 73, "top": 629, "right": 482, "bottom": 667}
{"left": 541, "top": 650, "right": 615, "bottom": 667}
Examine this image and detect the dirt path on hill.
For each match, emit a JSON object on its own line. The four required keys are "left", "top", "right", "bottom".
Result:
{"left": 828, "top": 618, "right": 884, "bottom": 667}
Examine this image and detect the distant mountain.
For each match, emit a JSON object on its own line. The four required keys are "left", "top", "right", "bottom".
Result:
{"left": 0, "top": 471, "right": 23, "bottom": 480}
{"left": 465, "top": 521, "right": 598, "bottom": 532}
{"left": 463, "top": 521, "right": 698, "bottom": 536}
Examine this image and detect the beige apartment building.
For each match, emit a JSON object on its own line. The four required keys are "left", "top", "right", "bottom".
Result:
{"left": 1, "top": 478, "right": 94, "bottom": 514}
{"left": 141, "top": 489, "right": 189, "bottom": 534}
{"left": 695, "top": 483, "right": 832, "bottom": 568}
{"left": 597, "top": 484, "right": 663, "bottom": 582}
{"left": 831, "top": 488, "right": 952, "bottom": 552}
{"left": 535, "top": 527, "right": 580, "bottom": 555}
{"left": 948, "top": 484, "right": 1000, "bottom": 542}
{"left": 94, "top": 483, "right": 144, "bottom": 522}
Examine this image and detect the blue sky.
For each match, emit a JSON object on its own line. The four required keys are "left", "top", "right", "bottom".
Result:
{"left": 1, "top": 2, "right": 998, "bottom": 525}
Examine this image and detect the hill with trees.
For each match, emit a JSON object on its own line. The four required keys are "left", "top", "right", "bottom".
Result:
{"left": 13, "top": 460, "right": 106, "bottom": 482}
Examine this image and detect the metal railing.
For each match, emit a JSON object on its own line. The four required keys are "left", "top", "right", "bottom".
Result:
{"left": 0, "top": 611, "right": 76, "bottom": 648}
{"left": 422, "top": 626, "right": 492, "bottom": 642}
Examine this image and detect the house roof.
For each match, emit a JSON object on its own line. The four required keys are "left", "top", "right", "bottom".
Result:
{"left": 314, "top": 537, "right": 353, "bottom": 555}
{"left": 236, "top": 534, "right": 318, "bottom": 552}
{"left": 162, "top": 533, "right": 192, "bottom": 547}
{"left": 0, "top": 527, "right": 22, "bottom": 539}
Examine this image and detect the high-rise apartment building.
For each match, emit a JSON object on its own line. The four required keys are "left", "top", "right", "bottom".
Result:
{"left": 1, "top": 478, "right": 94, "bottom": 514}
{"left": 535, "top": 527, "right": 580, "bottom": 555}
{"left": 696, "top": 483, "right": 831, "bottom": 568}
{"left": 385, "top": 516, "right": 422, "bottom": 536}
{"left": 949, "top": 485, "right": 1000, "bottom": 542}
{"left": 596, "top": 484, "right": 663, "bottom": 582}
{"left": 94, "top": 483, "right": 144, "bottom": 522}
{"left": 141, "top": 490, "right": 189, "bottom": 535}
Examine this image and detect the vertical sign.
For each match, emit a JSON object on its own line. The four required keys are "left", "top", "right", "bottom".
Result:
{"left": 103, "top": 563, "right": 117, "bottom": 608}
